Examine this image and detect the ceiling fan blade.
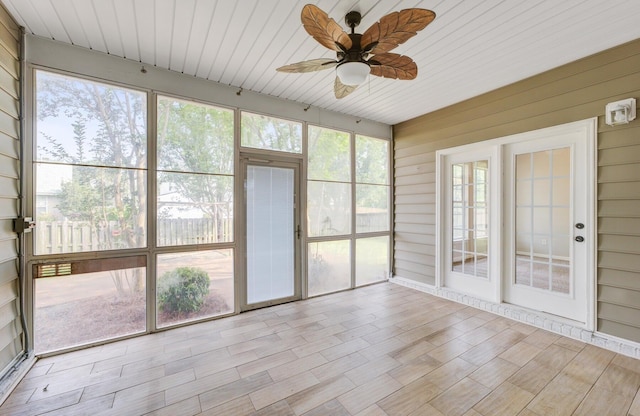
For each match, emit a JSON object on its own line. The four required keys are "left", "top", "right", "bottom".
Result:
{"left": 361, "top": 9, "right": 435, "bottom": 54}
{"left": 369, "top": 53, "right": 418, "bottom": 80}
{"left": 301, "top": 4, "right": 352, "bottom": 52}
{"left": 334, "top": 76, "right": 358, "bottom": 99}
{"left": 277, "top": 58, "right": 338, "bottom": 73}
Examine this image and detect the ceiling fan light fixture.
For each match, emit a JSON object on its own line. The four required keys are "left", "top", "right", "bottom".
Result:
{"left": 278, "top": 5, "right": 436, "bottom": 98}
{"left": 336, "top": 61, "right": 370, "bottom": 86}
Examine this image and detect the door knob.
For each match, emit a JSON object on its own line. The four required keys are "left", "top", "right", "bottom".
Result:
{"left": 575, "top": 223, "right": 584, "bottom": 229}
{"left": 575, "top": 236, "right": 584, "bottom": 242}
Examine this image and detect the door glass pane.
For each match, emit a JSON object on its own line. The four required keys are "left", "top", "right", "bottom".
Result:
{"left": 156, "top": 250, "right": 234, "bottom": 328}
{"left": 552, "top": 147, "right": 570, "bottom": 176}
{"left": 516, "top": 153, "right": 531, "bottom": 179}
{"left": 533, "top": 151, "right": 550, "bottom": 177}
{"left": 356, "top": 236, "right": 389, "bottom": 286}
{"left": 515, "top": 148, "right": 571, "bottom": 294}
{"left": 34, "top": 257, "right": 146, "bottom": 354}
{"left": 552, "top": 177, "right": 570, "bottom": 204}
{"left": 476, "top": 254, "right": 488, "bottom": 278}
{"left": 533, "top": 179, "right": 550, "bottom": 205}
{"left": 308, "top": 240, "right": 351, "bottom": 296}
{"left": 246, "top": 166, "right": 295, "bottom": 304}
{"left": 241, "top": 112, "right": 302, "bottom": 153}
{"left": 450, "top": 161, "right": 489, "bottom": 279}
{"left": 515, "top": 257, "right": 531, "bottom": 286}
{"left": 533, "top": 207, "right": 550, "bottom": 234}
{"left": 532, "top": 262, "right": 550, "bottom": 290}
{"left": 552, "top": 265, "right": 571, "bottom": 293}
{"left": 516, "top": 180, "right": 531, "bottom": 205}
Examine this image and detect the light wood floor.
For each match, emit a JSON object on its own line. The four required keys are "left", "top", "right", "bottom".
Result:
{"left": 2, "top": 282, "right": 640, "bottom": 416}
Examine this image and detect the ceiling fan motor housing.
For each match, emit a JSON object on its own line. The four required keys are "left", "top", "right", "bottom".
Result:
{"left": 338, "top": 33, "right": 369, "bottom": 64}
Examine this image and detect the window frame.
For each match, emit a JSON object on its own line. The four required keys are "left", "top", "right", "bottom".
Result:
{"left": 25, "top": 63, "right": 392, "bottom": 355}
{"left": 305, "top": 126, "right": 392, "bottom": 296}
{"left": 26, "top": 70, "right": 242, "bottom": 354}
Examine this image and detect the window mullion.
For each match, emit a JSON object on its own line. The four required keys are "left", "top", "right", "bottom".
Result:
{"left": 351, "top": 132, "right": 356, "bottom": 290}
{"left": 147, "top": 91, "right": 158, "bottom": 333}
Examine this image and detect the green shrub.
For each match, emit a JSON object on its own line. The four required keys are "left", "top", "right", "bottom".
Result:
{"left": 157, "top": 267, "right": 210, "bottom": 313}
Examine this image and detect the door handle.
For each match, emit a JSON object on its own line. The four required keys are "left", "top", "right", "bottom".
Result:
{"left": 296, "top": 225, "right": 301, "bottom": 239}
{"left": 575, "top": 236, "right": 584, "bottom": 242}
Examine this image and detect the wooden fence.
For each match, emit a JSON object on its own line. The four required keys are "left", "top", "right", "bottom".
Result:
{"left": 157, "top": 218, "right": 232, "bottom": 246}
{"left": 36, "top": 213, "right": 383, "bottom": 254}
{"left": 36, "top": 218, "right": 233, "bottom": 254}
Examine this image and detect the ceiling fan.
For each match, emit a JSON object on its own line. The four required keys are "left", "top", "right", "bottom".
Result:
{"left": 276, "top": 4, "right": 436, "bottom": 99}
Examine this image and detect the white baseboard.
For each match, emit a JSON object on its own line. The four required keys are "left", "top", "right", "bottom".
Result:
{"left": 389, "top": 276, "right": 640, "bottom": 359}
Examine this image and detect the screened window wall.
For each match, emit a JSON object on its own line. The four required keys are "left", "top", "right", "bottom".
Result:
{"left": 155, "top": 96, "right": 235, "bottom": 328}
{"left": 32, "top": 72, "right": 236, "bottom": 353}
{"left": 31, "top": 69, "right": 390, "bottom": 354}
{"left": 33, "top": 71, "right": 151, "bottom": 353}
{"left": 307, "top": 127, "right": 390, "bottom": 296}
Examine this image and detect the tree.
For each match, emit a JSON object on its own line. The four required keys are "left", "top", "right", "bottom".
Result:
{"left": 240, "top": 112, "right": 301, "bottom": 152}
{"left": 355, "top": 135, "right": 389, "bottom": 185}
{"left": 307, "top": 126, "right": 351, "bottom": 236}
{"left": 156, "top": 98, "right": 234, "bottom": 243}
{"left": 36, "top": 71, "right": 147, "bottom": 292}
{"left": 355, "top": 135, "right": 389, "bottom": 232}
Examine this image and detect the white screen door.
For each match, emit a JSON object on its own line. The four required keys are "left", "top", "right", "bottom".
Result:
{"left": 245, "top": 161, "right": 300, "bottom": 308}
{"left": 503, "top": 124, "right": 594, "bottom": 323}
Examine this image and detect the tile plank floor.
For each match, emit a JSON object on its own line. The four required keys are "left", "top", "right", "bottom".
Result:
{"left": 2, "top": 283, "right": 640, "bottom": 416}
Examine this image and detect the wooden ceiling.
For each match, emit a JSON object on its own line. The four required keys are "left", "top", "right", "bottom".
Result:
{"left": 4, "top": 0, "right": 640, "bottom": 125}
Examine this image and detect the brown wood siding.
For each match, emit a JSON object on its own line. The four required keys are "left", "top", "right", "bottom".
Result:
{"left": 598, "top": 116, "right": 640, "bottom": 342}
{"left": 393, "top": 38, "right": 640, "bottom": 342}
{"left": 0, "top": 4, "right": 22, "bottom": 378}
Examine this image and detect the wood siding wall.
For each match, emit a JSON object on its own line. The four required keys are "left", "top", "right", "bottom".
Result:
{"left": 0, "top": 5, "right": 22, "bottom": 377}
{"left": 393, "top": 38, "right": 640, "bottom": 343}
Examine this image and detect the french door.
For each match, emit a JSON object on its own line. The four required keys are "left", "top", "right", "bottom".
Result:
{"left": 439, "top": 146, "right": 500, "bottom": 302}
{"left": 503, "top": 124, "right": 594, "bottom": 324}
{"left": 242, "top": 159, "right": 301, "bottom": 310}
{"left": 438, "top": 119, "right": 595, "bottom": 326}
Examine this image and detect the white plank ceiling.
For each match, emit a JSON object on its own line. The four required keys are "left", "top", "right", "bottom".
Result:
{"left": 4, "top": 0, "right": 640, "bottom": 125}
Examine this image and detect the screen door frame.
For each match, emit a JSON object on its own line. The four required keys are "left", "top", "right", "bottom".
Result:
{"left": 240, "top": 156, "right": 302, "bottom": 311}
